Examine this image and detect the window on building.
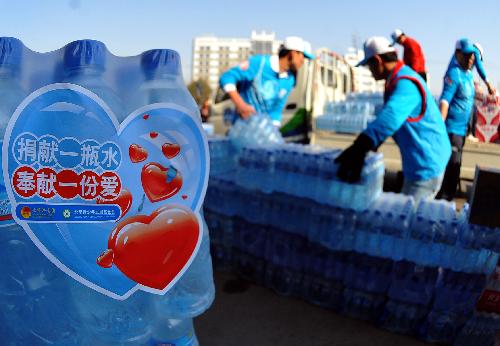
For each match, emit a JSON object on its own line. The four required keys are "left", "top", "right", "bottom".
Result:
{"left": 327, "top": 69, "right": 336, "bottom": 88}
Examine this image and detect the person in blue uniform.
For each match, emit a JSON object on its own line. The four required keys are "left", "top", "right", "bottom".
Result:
{"left": 335, "top": 36, "right": 451, "bottom": 202}
{"left": 219, "top": 36, "right": 313, "bottom": 126}
{"left": 436, "top": 39, "right": 495, "bottom": 201}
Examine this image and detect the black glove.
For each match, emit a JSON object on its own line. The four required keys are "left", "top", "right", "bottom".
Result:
{"left": 334, "top": 133, "right": 374, "bottom": 183}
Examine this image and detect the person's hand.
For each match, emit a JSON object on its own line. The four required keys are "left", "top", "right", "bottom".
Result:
{"left": 235, "top": 102, "right": 256, "bottom": 119}
{"left": 334, "top": 133, "right": 374, "bottom": 183}
{"left": 486, "top": 81, "right": 497, "bottom": 96}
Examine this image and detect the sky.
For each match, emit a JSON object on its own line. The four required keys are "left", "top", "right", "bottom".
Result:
{"left": 1, "top": 0, "right": 499, "bottom": 94}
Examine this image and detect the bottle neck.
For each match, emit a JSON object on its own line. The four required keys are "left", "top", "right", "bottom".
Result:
{"left": 144, "top": 71, "right": 182, "bottom": 83}
{"left": 64, "top": 67, "right": 104, "bottom": 80}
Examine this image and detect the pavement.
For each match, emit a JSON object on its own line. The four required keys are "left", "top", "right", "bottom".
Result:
{"left": 195, "top": 271, "right": 428, "bottom": 346}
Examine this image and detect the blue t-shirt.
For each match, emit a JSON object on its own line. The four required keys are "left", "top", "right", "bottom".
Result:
{"left": 440, "top": 57, "right": 475, "bottom": 136}
{"left": 219, "top": 55, "right": 296, "bottom": 124}
{"left": 363, "top": 64, "right": 451, "bottom": 182}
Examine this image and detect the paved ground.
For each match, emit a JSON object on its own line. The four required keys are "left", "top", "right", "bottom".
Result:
{"left": 195, "top": 271, "right": 428, "bottom": 346}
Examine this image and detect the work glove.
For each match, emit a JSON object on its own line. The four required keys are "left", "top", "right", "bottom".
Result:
{"left": 335, "top": 133, "right": 374, "bottom": 183}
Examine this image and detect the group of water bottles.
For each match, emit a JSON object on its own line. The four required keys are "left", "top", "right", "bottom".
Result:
{"left": 204, "top": 135, "right": 500, "bottom": 345}
{"left": 235, "top": 143, "right": 384, "bottom": 210}
{"left": 228, "top": 113, "right": 284, "bottom": 150}
{"left": 0, "top": 37, "right": 214, "bottom": 345}
{"left": 315, "top": 92, "right": 383, "bottom": 134}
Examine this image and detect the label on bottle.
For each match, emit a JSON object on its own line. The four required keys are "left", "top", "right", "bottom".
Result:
{"left": 3, "top": 83, "right": 208, "bottom": 299}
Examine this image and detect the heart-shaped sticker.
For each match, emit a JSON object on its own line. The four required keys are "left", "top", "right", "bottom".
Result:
{"left": 129, "top": 144, "right": 148, "bottom": 163}
{"left": 98, "top": 205, "right": 199, "bottom": 290}
{"left": 4, "top": 84, "right": 209, "bottom": 298}
{"left": 141, "top": 162, "right": 183, "bottom": 203}
{"left": 162, "top": 143, "right": 181, "bottom": 159}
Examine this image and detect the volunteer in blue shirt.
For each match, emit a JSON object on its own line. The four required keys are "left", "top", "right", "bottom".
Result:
{"left": 335, "top": 37, "right": 451, "bottom": 202}
{"left": 219, "top": 36, "right": 313, "bottom": 126}
{"left": 436, "top": 39, "right": 495, "bottom": 201}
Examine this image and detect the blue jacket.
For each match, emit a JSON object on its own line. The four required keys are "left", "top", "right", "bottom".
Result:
{"left": 219, "top": 55, "right": 295, "bottom": 124}
{"left": 363, "top": 62, "right": 451, "bottom": 182}
{"left": 440, "top": 57, "right": 475, "bottom": 136}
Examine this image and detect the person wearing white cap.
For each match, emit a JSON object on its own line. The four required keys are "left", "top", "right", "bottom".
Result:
{"left": 436, "top": 38, "right": 495, "bottom": 201}
{"left": 391, "top": 29, "right": 427, "bottom": 81}
{"left": 219, "top": 36, "right": 314, "bottom": 126}
{"left": 335, "top": 36, "right": 451, "bottom": 202}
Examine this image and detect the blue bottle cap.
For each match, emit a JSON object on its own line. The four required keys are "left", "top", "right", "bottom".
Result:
{"left": 141, "top": 49, "right": 181, "bottom": 76}
{"left": 63, "top": 39, "right": 106, "bottom": 71}
{"left": 0, "top": 37, "right": 22, "bottom": 66}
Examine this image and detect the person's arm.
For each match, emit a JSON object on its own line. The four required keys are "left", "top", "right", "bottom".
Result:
{"left": 473, "top": 49, "right": 496, "bottom": 95}
{"left": 404, "top": 38, "right": 420, "bottom": 71}
{"left": 226, "top": 90, "right": 255, "bottom": 119}
{"left": 219, "top": 58, "right": 258, "bottom": 119}
{"left": 440, "top": 100, "right": 450, "bottom": 121}
{"left": 439, "top": 69, "right": 459, "bottom": 121}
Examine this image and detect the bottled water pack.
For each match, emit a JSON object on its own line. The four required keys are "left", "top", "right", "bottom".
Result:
{"left": 0, "top": 37, "right": 213, "bottom": 344}
{"left": 228, "top": 113, "right": 284, "bottom": 150}
{"left": 316, "top": 92, "right": 383, "bottom": 134}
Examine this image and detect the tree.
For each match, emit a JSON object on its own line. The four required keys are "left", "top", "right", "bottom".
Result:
{"left": 187, "top": 79, "right": 212, "bottom": 106}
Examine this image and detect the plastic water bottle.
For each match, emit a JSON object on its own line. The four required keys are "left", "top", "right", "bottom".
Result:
{"left": 149, "top": 318, "right": 199, "bottom": 346}
{"left": 127, "top": 49, "right": 199, "bottom": 118}
{"left": 388, "top": 260, "right": 438, "bottom": 306}
{"left": 228, "top": 113, "right": 283, "bottom": 150}
{"left": 455, "top": 204, "right": 495, "bottom": 274}
{"left": 0, "top": 37, "right": 26, "bottom": 221}
{"left": 62, "top": 39, "right": 155, "bottom": 344}
{"left": 379, "top": 299, "right": 428, "bottom": 334}
{"left": 454, "top": 313, "right": 499, "bottom": 346}
{"left": 421, "top": 269, "right": 487, "bottom": 344}
{"left": 69, "top": 281, "right": 153, "bottom": 345}
{"left": 382, "top": 261, "right": 436, "bottom": 335}
{"left": 62, "top": 39, "right": 125, "bottom": 121}
{"left": 0, "top": 37, "right": 81, "bottom": 345}
{"left": 155, "top": 216, "right": 215, "bottom": 318}
{"left": 264, "top": 230, "right": 306, "bottom": 296}
{"left": 342, "top": 253, "right": 392, "bottom": 322}
{"left": 204, "top": 210, "right": 234, "bottom": 272}
{"left": 0, "top": 230, "right": 80, "bottom": 345}
{"left": 125, "top": 49, "right": 215, "bottom": 319}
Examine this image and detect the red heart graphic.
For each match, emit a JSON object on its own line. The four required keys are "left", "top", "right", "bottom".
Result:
{"left": 141, "top": 162, "right": 182, "bottom": 202}
{"left": 97, "top": 205, "right": 199, "bottom": 290}
{"left": 162, "top": 143, "right": 181, "bottom": 159}
{"left": 129, "top": 144, "right": 148, "bottom": 163}
{"left": 96, "top": 188, "right": 133, "bottom": 219}
{"left": 150, "top": 132, "right": 158, "bottom": 139}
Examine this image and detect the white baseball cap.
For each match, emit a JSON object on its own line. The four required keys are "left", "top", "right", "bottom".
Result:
{"left": 391, "top": 29, "right": 404, "bottom": 44}
{"left": 283, "top": 36, "right": 314, "bottom": 59}
{"left": 356, "top": 36, "right": 397, "bottom": 67}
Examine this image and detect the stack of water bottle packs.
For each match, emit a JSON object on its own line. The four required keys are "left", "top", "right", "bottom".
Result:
{"left": 315, "top": 92, "right": 383, "bottom": 134}
{"left": 236, "top": 143, "right": 384, "bottom": 210}
{"left": 205, "top": 135, "right": 500, "bottom": 345}
{"left": 0, "top": 37, "right": 214, "bottom": 345}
